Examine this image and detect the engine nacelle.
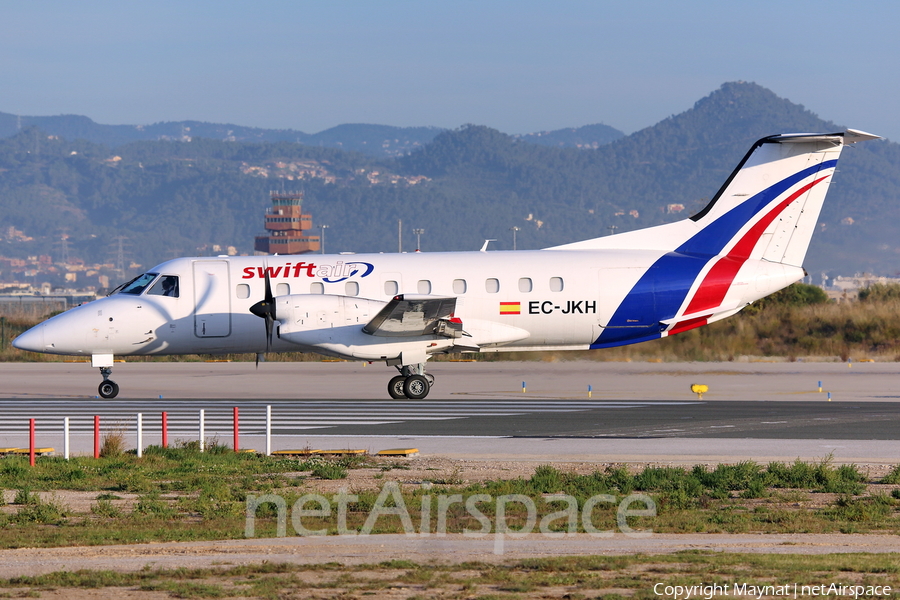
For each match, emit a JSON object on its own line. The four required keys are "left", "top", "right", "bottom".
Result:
{"left": 274, "top": 294, "right": 387, "bottom": 335}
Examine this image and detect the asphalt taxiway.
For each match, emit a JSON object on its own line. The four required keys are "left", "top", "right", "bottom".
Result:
{"left": 1, "top": 360, "right": 898, "bottom": 463}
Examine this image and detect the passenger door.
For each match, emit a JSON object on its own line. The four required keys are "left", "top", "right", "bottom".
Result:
{"left": 193, "top": 260, "right": 232, "bottom": 337}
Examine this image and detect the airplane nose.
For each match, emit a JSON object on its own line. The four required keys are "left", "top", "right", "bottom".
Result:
{"left": 13, "top": 324, "right": 45, "bottom": 353}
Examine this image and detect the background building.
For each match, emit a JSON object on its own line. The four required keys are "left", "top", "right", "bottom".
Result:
{"left": 254, "top": 192, "right": 320, "bottom": 254}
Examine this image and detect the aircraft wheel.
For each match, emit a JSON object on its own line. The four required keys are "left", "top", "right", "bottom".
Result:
{"left": 425, "top": 373, "right": 435, "bottom": 386}
{"left": 388, "top": 376, "right": 408, "bottom": 399}
{"left": 403, "top": 374, "right": 430, "bottom": 400}
{"left": 98, "top": 380, "right": 119, "bottom": 399}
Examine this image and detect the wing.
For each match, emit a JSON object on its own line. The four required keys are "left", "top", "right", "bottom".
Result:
{"left": 362, "top": 294, "right": 464, "bottom": 338}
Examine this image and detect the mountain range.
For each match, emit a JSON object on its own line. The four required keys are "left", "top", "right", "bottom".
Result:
{"left": 0, "top": 112, "right": 624, "bottom": 157}
{"left": 0, "top": 81, "right": 897, "bottom": 285}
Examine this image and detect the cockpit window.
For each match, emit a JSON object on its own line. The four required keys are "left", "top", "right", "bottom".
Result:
{"left": 110, "top": 273, "right": 158, "bottom": 296}
{"left": 147, "top": 275, "right": 179, "bottom": 298}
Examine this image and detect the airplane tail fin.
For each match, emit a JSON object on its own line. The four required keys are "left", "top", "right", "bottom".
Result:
{"left": 569, "top": 130, "right": 880, "bottom": 349}
{"left": 682, "top": 129, "right": 878, "bottom": 267}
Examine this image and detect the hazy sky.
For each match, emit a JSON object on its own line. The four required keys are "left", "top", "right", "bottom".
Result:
{"left": 3, "top": 1, "right": 898, "bottom": 140}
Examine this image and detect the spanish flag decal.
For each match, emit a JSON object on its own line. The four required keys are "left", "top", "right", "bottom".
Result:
{"left": 499, "top": 302, "right": 521, "bottom": 315}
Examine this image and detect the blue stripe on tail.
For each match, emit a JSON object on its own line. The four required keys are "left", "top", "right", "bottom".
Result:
{"left": 591, "top": 159, "right": 837, "bottom": 348}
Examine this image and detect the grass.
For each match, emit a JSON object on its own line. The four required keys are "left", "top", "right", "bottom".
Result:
{"left": 0, "top": 553, "right": 896, "bottom": 598}
{"left": 1, "top": 452, "right": 900, "bottom": 547}
{"left": 297, "top": 456, "right": 349, "bottom": 480}
{"left": 0, "top": 454, "right": 897, "bottom": 596}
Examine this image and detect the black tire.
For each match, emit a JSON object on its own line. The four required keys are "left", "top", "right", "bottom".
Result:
{"left": 388, "top": 376, "right": 407, "bottom": 399}
{"left": 403, "top": 374, "right": 430, "bottom": 400}
{"left": 98, "top": 380, "right": 119, "bottom": 399}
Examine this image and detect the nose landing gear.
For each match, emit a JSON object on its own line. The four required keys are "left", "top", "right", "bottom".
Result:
{"left": 387, "top": 363, "right": 434, "bottom": 399}
{"left": 98, "top": 367, "right": 119, "bottom": 399}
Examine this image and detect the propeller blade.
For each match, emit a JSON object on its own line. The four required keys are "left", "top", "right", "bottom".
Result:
{"left": 249, "top": 266, "right": 277, "bottom": 354}
{"left": 264, "top": 312, "right": 273, "bottom": 352}
{"left": 263, "top": 267, "right": 273, "bottom": 305}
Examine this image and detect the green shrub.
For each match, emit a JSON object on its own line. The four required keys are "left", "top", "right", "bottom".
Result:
{"left": 766, "top": 459, "right": 829, "bottom": 489}
{"left": 91, "top": 498, "right": 122, "bottom": 518}
{"left": 740, "top": 479, "right": 769, "bottom": 499}
{"left": 603, "top": 465, "right": 634, "bottom": 494}
{"left": 297, "top": 456, "right": 349, "bottom": 480}
{"left": 14, "top": 487, "right": 36, "bottom": 505}
{"left": 132, "top": 493, "right": 176, "bottom": 519}
{"left": 12, "top": 496, "right": 68, "bottom": 525}
{"left": 822, "top": 495, "right": 892, "bottom": 523}
{"left": 820, "top": 464, "right": 867, "bottom": 495}
{"left": 858, "top": 283, "right": 900, "bottom": 303}
{"left": 745, "top": 283, "right": 828, "bottom": 314}
{"left": 700, "top": 461, "right": 764, "bottom": 491}
{"left": 311, "top": 462, "right": 348, "bottom": 480}
{"left": 881, "top": 465, "right": 900, "bottom": 484}
{"left": 531, "top": 465, "right": 565, "bottom": 493}
{"left": 1, "top": 459, "right": 29, "bottom": 480}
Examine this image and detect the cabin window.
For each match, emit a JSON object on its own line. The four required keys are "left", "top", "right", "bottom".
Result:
{"left": 550, "top": 277, "right": 564, "bottom": 292}
{"left": 345, "top": 281, "right": 359, "bottom": 296}
{"left": 384, "top": 280, "right": 399, "bottom": 296}
{"left": 236, "top": 284, "right": 250, "bottom": 299}
{"left": 485, "top": 278, "right": 500, "bottom": 293}
{"left": 147, "top": 275, "right": 179, "bottom": 298}
{"left": 417, "top": 279, "right": 432, "bottom": 294}
{"left": 453, "top": 279, "right": 467, "bottom": 294}
{"left": 276, "top": 283, "right": 290, "bottom": 296}
{"left": 518, "top": 277, "right": 533, "bottom": 293}
{"left": 310, "top": 282, "right": 324, "bottom": 294}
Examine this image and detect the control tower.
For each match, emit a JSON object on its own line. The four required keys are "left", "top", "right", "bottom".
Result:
{"left": 254, "top": 192, "right": 321, "bottom": 254}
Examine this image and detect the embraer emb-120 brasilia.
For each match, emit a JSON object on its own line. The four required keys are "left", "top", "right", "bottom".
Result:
{"left": 14, "top": 130, "right": 879, "bottom": 399}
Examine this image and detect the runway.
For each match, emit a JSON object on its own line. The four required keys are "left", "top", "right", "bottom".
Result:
{"left": 1, "top": 361, "right": 899, "bottom": 463}
{"left": 1, "top": 397, "right": 898, "bottom": 439}
{"left": 2, "top": 359, "right": 899, "bottom": 401}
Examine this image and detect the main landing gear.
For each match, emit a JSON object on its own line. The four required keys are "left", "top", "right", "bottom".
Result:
{"left": 98, "top": 366, "right": 119, "bottom": 399}
{"left": 387, "top": 363, "right": 435, "bottom": 400}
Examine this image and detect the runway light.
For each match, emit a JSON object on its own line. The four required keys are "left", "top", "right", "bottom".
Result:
{"left": 690, "top": 383, "right": 709, "bottom": 400}
{"left": 588, "top": 384, "right": 592, "bottom": 399}
{"left": 818, "top": 380, "right": 822, "bottom": 392}
{"left": 828, "top": 392, "right": 832, "bottom": 401}
{"left": 522, "top": 381, "right": 526, "bottom": 393}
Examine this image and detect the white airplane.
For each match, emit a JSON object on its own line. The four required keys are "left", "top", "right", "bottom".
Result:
{"left": 14, "top": 130, "right": 878, "bottom": 399}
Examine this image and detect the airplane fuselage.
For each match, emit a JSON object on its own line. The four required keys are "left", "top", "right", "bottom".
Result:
{"left": 21, "top": 248, "right": 799, "bottom": 359}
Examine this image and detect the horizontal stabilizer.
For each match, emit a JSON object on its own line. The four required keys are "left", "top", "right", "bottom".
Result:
{"left": 659, "top": 301, "right": 745, "bottom": 326}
